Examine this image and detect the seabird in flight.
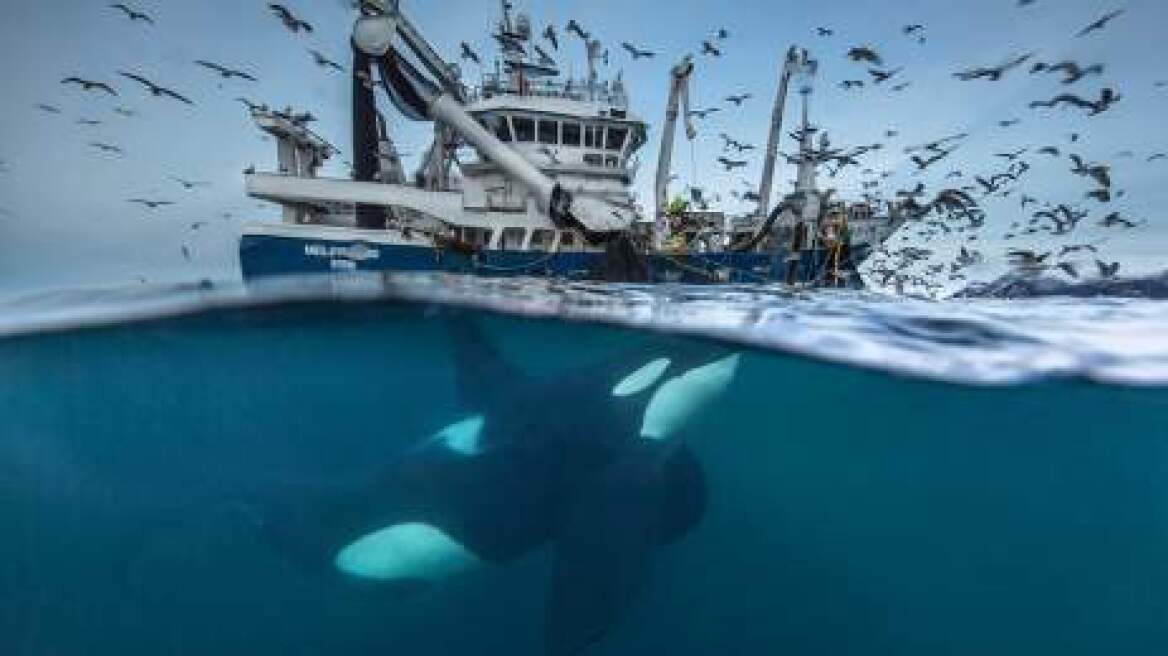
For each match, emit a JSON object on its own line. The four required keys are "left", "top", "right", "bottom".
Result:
{"left": 269, "top": 4, "right": 313, "bottom": 33}
{"left": 118, "top": 71, "right": 195, "bottom": 105}
{"left": 61, "top": 77, "right": 118, "bottom": 96}
{"left": 109, "top": 3, "right": 153, "bottom": 24}
{"left": 309, "top": 49, "right": 345, "bottom": 72}
{"left": 1077, "top": 9, "right": 1124, "bottom": 37}
{"left": 195, "top": 61, "right": 258, "bottom": 82}
{"left": 622, "top": 42, "right": 656, "bottom": 60}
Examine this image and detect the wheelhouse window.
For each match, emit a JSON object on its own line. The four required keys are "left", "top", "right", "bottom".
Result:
{"left": 530, "top": 229, "right": 555, "bottom": 250}
{"left": 513, "top": 117, "right": 536, "bottom": 142}
{"left": 562, "top": 123, "right": 582, "bottom": 147}
{"left": 561, "top": 231, "right": 576, "bottom": 248}
{"left": 501, "top": 227, "right": 526, "bottom": 250}
{"left": 492, "top": 116, "right": 513, "bottom": 142}
{"left": 583, "top": 153, "right": 604, "bottom": 167}
{"left": 538, "top": 120, "right": 559, "bottom": 145}
{"left": 605, "top": 127, "right": 628, "bottom": 151}
{"left": 460, "top": 227, "right": 493, "bottom": 247}
{"left": 584, "top": 125, "right": 603, "bottom": 149}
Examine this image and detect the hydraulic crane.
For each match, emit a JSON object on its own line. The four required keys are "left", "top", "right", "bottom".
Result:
{"left": 727, "top": 46, "right": 818, "bottom": 253}
{"left": 654, "top": 56, "right": 697, "bottom": 248}
{"left": 757, "top": 47, "right": 814, "bottom": 218}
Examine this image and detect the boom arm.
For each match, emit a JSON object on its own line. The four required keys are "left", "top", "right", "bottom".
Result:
{"left": 358, "top": 1, "right": 465, "bottom": 102}
{"left": 353, "top": 1, "right": 631, "bottom": 235}
{"left": 756, "top": 47, "right": 806, "bottom": 217}
{"left": 655, "top": 56, "right": 696, "bottom": 225}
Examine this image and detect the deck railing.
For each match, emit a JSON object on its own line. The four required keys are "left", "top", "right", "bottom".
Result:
{"left": 469, "top": 75, "right": 629, "bottom": 108}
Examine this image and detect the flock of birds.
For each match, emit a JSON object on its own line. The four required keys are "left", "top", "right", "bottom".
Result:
{"left": 516, "top": 2, "right": 1157, "bottom": 297}
{"left": 458, "top": 15, "right": 680, "bottom": 75}
{"left": 836, "top": 5, "right": 1158, "bottom": 296}
{"left": 455, "top": 4, "right": 1161, "bottom": 297}
{"left": 6, "top": 2, "right": 1165, "bottom": 296}
{"left": 19, "top": 3, "right": 350, "bottom": 268}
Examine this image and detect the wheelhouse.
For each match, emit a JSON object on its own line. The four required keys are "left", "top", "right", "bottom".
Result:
{"left": 474, "top": 110, "right": 647, "bottom": 173}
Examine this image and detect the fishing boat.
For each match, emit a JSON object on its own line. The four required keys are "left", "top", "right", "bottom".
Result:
{"left": 239, "top": 0, "right": 905, "bottom": 285}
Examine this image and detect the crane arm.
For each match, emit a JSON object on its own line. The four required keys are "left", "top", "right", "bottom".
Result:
{"left": 756, "top": 47, "right": 807, "bottom": 218}
{"left": 654, "top": 56, "right": 696, "bottom": 225}
{"left": 357, "top": 1, "right": 466, "bottom": 102}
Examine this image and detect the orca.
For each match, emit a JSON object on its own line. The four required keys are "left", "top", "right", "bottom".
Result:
{"left": 247, "top": 321, "right": 741, "bottom": 655}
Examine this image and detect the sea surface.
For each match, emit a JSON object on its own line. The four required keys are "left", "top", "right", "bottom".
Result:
{"left": 2, "top": 273, "right": 1167, "bottom": 655}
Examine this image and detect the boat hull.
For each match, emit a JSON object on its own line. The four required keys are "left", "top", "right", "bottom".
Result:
{"left": 240, "top": 228, "right": 869, "bottom": 286}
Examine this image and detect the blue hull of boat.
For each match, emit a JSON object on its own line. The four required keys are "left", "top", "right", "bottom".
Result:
{"left": 240, "top": 233, "right": 868, "bottom": 285}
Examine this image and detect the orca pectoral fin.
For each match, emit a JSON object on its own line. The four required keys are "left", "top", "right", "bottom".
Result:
{"left": 545, "top": 446, "right": 668, "bottom": 656}
{"left": 640, "top": 354, "right": 741, "bottom": 441}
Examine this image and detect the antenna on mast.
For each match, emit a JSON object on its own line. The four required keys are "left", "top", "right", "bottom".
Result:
{"left": 586, "top": 39, "right": 603, "bottom": 100}
{"left": 500, "top": 0, "right": 514, "bottom": 33}
{"left": 794, "top": 54, "right": 819, "bottom": 193}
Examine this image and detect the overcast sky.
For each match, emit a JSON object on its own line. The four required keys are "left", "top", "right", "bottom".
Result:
{"left": 0, "top": 0, "right": 1165, "bottom": 298}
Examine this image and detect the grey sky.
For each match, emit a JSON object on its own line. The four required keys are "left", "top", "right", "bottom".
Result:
{"left": 0, "top": 0, "right": 1165, "bottom": 298}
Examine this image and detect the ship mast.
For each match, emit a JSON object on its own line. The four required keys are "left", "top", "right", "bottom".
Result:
{"left": 586, "top": 39, "right": 602, "bottom": 101}
{"left": 794, "top": 84, "right": 816, "bottom": 193}
{"left": 495, "top": 0, "right": 529, "bottom": 90}
{"left": 500, "top": 0, "right": 513, "bottom": 32}
{"left": 756, "top": 47, "right": 804, "bottom": 218}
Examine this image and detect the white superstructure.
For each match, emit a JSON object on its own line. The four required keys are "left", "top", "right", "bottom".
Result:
{"left": 244, "top": 0, "right": 647, "bottom": 256}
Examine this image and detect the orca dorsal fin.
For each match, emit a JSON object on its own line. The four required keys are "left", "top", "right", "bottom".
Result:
{"left": 447, "top": 319, "right": 529, "bottom": 412}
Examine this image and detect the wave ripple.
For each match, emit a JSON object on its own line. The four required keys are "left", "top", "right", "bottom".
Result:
{"left": 2, "top": 274, "right": 1167, "bottom": 387}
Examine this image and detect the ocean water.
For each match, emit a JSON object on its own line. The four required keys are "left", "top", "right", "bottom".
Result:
{"left": 1, "top": 275, "right": 1167, "bottom": 656}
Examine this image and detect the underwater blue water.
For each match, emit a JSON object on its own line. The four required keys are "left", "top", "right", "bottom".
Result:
{"left": 1, "top": 275, "right": 1167, "bottom": 655}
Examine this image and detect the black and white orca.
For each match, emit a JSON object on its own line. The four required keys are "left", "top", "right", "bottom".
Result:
{"left": 251, "top": 322, "right": 741, "bottom": 655}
